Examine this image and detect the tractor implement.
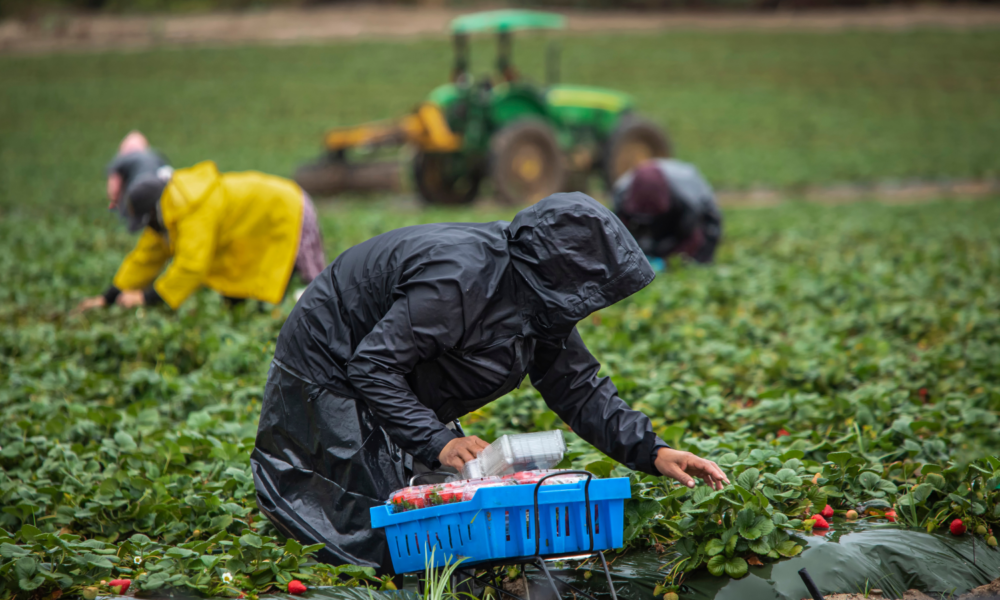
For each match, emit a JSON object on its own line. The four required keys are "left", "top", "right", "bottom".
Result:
{"left": 295, "top": 9, "right": 670, "bottom": 205}
{"left": 294, "top": 103, "right": 462, "bottom": 196}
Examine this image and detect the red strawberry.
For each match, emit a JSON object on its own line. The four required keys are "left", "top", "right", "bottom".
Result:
{"left": 950, "top": 519, "right": 966, "bottom": 536}
{"left": 821, "top": 505, "right": 834, "bottom": 519}
{"left": 810, "top": 514, "right": 830, "bottom": 529}
{"left": 288, "top": 580, "right": 307, "bottom": 595}
{"left": 918, "top": 388, "right": 928, "bottom": 401}
{"left": 885, "top": 509, "right": 896, "bottom": 522}
{"left": 108, "top": 579, "right": 131, "bottom": 594}
{"left": 777, "top": 429, "right": 790, "bottom": 437}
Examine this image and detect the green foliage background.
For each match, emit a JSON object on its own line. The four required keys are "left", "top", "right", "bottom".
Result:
{"left": 3, "top": 28, "right": 1000, "bottom": 212}
{"left": 1, "top": 27, "right": 1000, "bottom": 596}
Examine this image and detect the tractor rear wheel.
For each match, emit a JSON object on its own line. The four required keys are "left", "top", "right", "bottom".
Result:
{"left": 603, "top": 115, "right": 671, "bottom": 187}
{"left": 413, "top": 152, "right": 482, "bottom": 205}
{"left": 490, "top": 120, "right": 566, "bottom": 205}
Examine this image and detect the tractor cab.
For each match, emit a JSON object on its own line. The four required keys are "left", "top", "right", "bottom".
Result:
{"left": 295, "top": 9, "right": 670, "bottom": 206}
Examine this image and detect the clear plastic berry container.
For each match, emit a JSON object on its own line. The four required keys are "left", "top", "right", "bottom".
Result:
{"left": 387, "top": 477, "right": 511, "bottom": 513}
{"left": 461, "top": 458, "right": 485, "bottom": 480}
{"left": 478, "top": 431, "right": 567, "bottom": 477}
{"left": 502, "top": 469, "right": 589, "bottom": 486}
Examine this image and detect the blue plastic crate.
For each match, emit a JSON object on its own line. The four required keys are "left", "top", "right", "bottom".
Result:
{"left": 370, "top": 477, "right": 630, "bottom": 574}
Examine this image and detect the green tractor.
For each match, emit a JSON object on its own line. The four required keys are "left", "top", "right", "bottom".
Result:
{"left": 295, "top": 9, "right": 670, "bottom": 205}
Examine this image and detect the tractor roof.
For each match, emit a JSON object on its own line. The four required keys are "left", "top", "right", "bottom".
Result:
{"left": 449, "top": 10, "right": 566, "bottom": 35}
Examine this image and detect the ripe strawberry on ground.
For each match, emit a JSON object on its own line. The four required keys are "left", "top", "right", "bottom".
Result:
{"left": 287, "top": 580, "right": 307, "bottom": 595}
{"left": 108, "top": 579, "right": 131, "bottom": 595}
{"left": 810, "top": 514, "right": 830, "bottom": 529}
{"left": 950, "top": 519, "right": 966, "bottom": 536}
{"left": 821, "top": 505, "right": 834, "bottom": 519}
{"left": 777, "top": 429, "right": 790, "bottom": 437}
{"left": 885, "top": 509, "right": 896, "bottom": 522}
{"left": 845, "top": 509, "right": 858, "bottom": 520}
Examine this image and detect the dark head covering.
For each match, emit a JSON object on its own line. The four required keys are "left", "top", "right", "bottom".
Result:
{"left": 507, "top": 192, "right": 655, "bottom": 338}
{"left": 124, "top": 173, "right": 168, "bottom": 233}
{"left": 624, "top": 161, "right": 671, "bottom": 217}
{"left": 106, "top": 149, "right": 171, "bottom": 226}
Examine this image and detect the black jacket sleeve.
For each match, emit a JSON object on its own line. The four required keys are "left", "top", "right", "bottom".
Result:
{"left": 345, "top": 281, "right": 466, "bottom": 469}
{"left": 530, "top": 328, "right": 667, "bottom": 476}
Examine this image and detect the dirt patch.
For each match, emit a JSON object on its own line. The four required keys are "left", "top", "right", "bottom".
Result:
{"left": 2, "top": 4, "right": 1000, "bottom": 55}
{"left": 806, "top": 590, "right": 937, "bottom": 600}
{"left": 958, "top": 577, "right": 1000, "bottom": 600}
{"left": 715, "top": 178, "right": 1000, "bottom": 209}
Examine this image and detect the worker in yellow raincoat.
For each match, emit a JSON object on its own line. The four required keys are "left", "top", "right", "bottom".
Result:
{"left": 74, "top": 159, "right": 327, "bottom": 313}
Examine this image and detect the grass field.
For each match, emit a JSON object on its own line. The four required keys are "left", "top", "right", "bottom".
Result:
{"left": 2, "top": 26, "right": 1000, "bottom": 595}
{"left": 2, "top": 28, "right": 1000, "bottom": 212}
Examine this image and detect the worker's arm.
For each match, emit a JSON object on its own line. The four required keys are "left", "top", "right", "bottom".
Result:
{"left": 150, "top": 206, "right": 217, "bottom": 309}
{"left": 110, "top": 228, "right": 172, "bottom": 299}
{"left": 530, "top": 328, "right": 666, "bottom": 475}
{"left": 531, "top": 328, "right": 728, "bottom": 489}
{"left": 345, "top": 279, "right": 469, "bottom": 470}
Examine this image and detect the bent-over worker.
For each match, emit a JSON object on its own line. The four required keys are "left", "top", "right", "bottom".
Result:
{"left": 612, "top": 158, "right": 722, "bottom": 266}
{"left": 74, "top": 160, "right": 326, "bottom": 313}
{"left": 251, "top": 193, "right": 729, "bottom": 573}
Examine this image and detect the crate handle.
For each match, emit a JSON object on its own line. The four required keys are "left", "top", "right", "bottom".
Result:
{"left": 409, "top": 470, "right": 455, "bottom": 487}
{"left": 532, "top": 470, "right": 594, "bottom": 557}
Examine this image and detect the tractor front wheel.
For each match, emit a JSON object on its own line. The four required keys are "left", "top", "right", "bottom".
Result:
{"left": 413, "top": 152, "right": 482, "bottom": 205}
{"left": 490, "top": 120, "right": 566, "bottom": 205}
{"left": 603, "top": 115, "right": 671, "bottom": 187}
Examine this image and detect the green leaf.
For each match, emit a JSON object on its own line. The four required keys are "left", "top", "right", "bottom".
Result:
{"left": 748, "top": 537, "right": 771, "bottom": 555}
{"left": 1, "top": 543, "right": 30, "bottom": 558}
{"left": 737, "top": 468, "right": 760, "bottom": 491}
{"left": 114, "top": 431, "right": 138, "bottom": 451}
{"left": 858, "top": 471, "right": 881, "bottom": 490}
{"left": 706, "top": 554, "right": 727, "bottom": 576}
{"left": 724, "top": 556, "right": 749, "bottom": 578}
{"left": 776, "top": 540, "right": 803, "bottom": 557}
{"left": 774, "top": 468, "right": 802, "bottom": 486}
{"left": 15, "top": 556, "right": 37, "bottom": 580}
{"left": 18, "top": 576, "right": 45, "bottom": 591}
{"left": 827, "top": 452, "right": 853, "bottom": 467}
{"left": 84, "top": 553, "right": 115, "bottom": 569}
{"left": 705, "top": 538, "right": 725, "bottom": 557}
{"left": 239, "top": 533, "right": 263, "bottom": 549}
{"left": 585, "top": 461, "right": 615, "bottom": 479}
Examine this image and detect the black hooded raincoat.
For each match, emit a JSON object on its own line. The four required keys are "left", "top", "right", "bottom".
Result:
{"left": 251, "top": 193, "right": 669, "bottom": 572}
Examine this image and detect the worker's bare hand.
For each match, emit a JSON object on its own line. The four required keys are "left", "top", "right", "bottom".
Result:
{"left": 438, "top": 436, "right": 490, "bottom": 470}
{"left": 655, "top": 448, "right": 729, "bottom": 491}
{"left": 116, "top": 290, "right": 145, "bottom": 308}
{"left": 70, "top": 296, "right": 106, "bottom": 316}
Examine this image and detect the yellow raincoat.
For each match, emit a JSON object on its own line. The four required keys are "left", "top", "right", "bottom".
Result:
{"left": 112, "top": 161, "right": 304, "bottom": 309}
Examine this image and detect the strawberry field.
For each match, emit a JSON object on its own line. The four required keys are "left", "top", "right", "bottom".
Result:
{"left": 2, "top": 22, "right": 1000, "bottom": 600}
{"left": 2, "top": 197, "right": 999, "bottom": 597}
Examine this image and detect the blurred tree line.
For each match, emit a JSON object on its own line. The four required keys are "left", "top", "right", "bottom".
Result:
{"left": 2, "top": 0, "right": 997, "bottom": 22}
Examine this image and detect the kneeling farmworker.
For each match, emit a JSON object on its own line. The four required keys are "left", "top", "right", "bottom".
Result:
{"left": 251, "top": 192, "right": 729, "bottom": 574}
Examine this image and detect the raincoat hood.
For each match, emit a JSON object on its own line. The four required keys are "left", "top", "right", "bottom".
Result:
{"left": 507, "top": 192, "right": 656, "bottom": 338}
